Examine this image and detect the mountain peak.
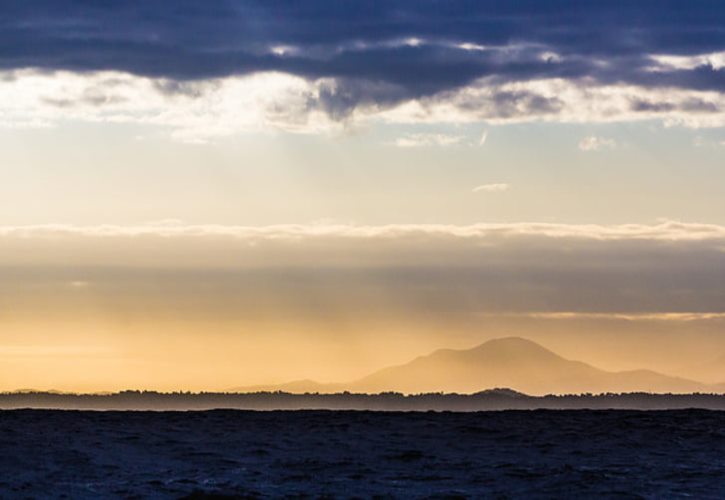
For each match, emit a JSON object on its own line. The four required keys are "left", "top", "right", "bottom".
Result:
{"left": 462, "top": 336, "right": 563, "bottom": 363}
{"left": 427, "top": 337, "right": 555, "bottom": 360}
{"left": 474, "top": 336, "right": 551, "bottom": 351}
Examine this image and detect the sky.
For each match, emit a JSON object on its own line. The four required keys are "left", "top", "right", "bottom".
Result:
{"left": 1, "top": 1, "right": 724, "bottom": 392}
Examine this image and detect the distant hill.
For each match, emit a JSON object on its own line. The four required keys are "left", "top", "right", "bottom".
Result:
{"left": 233, "top": 337, "right": 709, "bottom": 396}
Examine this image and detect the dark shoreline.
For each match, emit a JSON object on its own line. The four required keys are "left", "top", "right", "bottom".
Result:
{"left": 3, "top": 389, "right": 725, "bottom": 411}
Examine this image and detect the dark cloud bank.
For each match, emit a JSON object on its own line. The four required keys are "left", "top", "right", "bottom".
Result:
{"left": 2, "top": 223, "right": 725, "bottom": 316}
{"left": 1, "top": 1, "right": 723, "bottom": 115}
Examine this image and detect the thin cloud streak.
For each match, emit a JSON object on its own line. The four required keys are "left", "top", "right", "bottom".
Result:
{"left": 478, "top": 130, "right": 488, "bottom": 145}
{"left": 391, "top": 133, "right": 465, "bottom": 147}
{"left": 579, "top": 136, "right": 616, "bottom": 151}
{"left": 472, "top": 183, "right": 509, "bottom": 193}
{"left": 2, "top": 220, "right": 725, "bottom": 240}
{"left": 485, "top": 312, "right": 725, "bottom": 322}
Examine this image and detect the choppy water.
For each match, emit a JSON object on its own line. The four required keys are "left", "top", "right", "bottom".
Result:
{"left": 1, "top": 409, "right": 724, "bottom": 498}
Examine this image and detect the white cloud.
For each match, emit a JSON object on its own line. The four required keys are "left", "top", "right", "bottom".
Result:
{"left": 539, "top": 51, "right": 563, "bottom": 63}
{"left": 578, "top": 136, "right": 616, "bottom": 151}
{"left": 2, "top": 220, "right": 724, "bottom": 243}
{"left": 376, "top": 77, "right": 725, "bottom": 129}
{"left": 472, "top": 183, "right": 509, "bottom": 193}
{"left": 403, "top": 37, "right": 423, "bottom": 47}
{"left": 391, "top": 133, "right": 465, "bottom": 147}
{"left": 0, "top": 69, "right": 724, "bottom": 142}
{"left": 456, "top": 42, "right": 488, "bottom": 52}
{"left": 392, "top": 130, "right": 487, "bottom": 148}
{"left": 0, "top": 70, "right": 338, "bottom": 141}
{"left": 68, "top": 281, "right": 90, "bottom": 288}
{"left": 693, "top": 136, "right": 725, "bottom": 148}
{"left": 649, "top": 51, "right": 725, "bottom": 71}
{"left": 268, "top": 45, "right": 300, "bottom": 57}
{"left": 515, "top": 312, "right": 725, "bottom": 322}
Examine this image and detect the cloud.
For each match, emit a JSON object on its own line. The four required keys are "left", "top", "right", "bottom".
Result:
{"left": 2, "top": 221, "right": 725, "bottom": 316}
{"left": 478, "top": 130, "right": 488, "bottom": 145}
{"left": 391, "top": 133, "right": 465, "bottom": 147}
{"left": 0, "top": 70, "right": 725, "bottom": 143}
{"left": 1, "top": 2, "right": 722, "bottom": 90}
{"left": 649, "top": 52, "right": 725, "bottom": 71}
{"left": 68, "top": 280, "right": 91, "bottom": 288}
{"left": 513, "top": 312, "right": 725, "bottom": 322}
{"left": 472, "top": 183, "right": 509, "bottom": 193}
{"left": 0, "top": 1, "right": 722, "bottom": 128}
{"left": 579, "top": 136, "right": 616, "bottom": 151}
{"left": 2, "top": 220, "right": 725, "bottom": 242}
{"left": 2, "top": 70, "right": 723, "bottom": 141}
{"left": 0, "top": 70, "right": 337, "bottom": 139}
{"left": 2, "top": 220, "right": 725, "bottom": 271}
{"left": 693, "top": 136, "right": 725, "bottom": 147}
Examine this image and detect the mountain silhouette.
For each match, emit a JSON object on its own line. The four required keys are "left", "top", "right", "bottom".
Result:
{"left": 232, "top": 337, "right": 708, "bottom": 395}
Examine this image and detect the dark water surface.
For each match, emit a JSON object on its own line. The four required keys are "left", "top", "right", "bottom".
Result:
{"left": 1, "top": 409, "right": 724, "bottom": 498}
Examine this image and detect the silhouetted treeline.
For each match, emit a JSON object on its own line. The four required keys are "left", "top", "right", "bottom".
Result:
{"left": 1, "top": 389, "right": 725, "bottom": 410}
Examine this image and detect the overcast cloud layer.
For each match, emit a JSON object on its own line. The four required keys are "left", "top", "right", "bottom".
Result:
{"left": 1, "top": 1, "right": 724, "bottom": 136}
{"left": 3, "top": 1, "right": 724, "bottom": 91}
{"left": 2, "top": 222, "right": 725, "bottom": 315}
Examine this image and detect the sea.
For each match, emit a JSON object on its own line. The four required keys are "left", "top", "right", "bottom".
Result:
{"left": 1, "top": 409, "right": 724, "bottom": 498}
